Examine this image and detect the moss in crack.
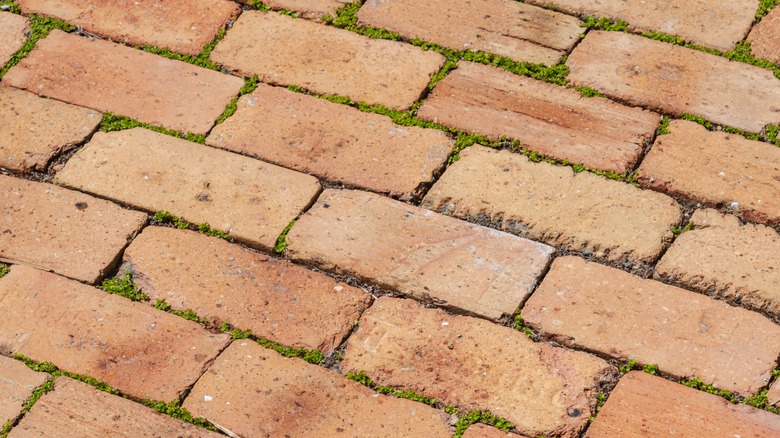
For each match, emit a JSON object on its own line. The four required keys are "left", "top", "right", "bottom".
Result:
{"left": 588, "top": 392, "right": 608, "bottom": 423}
{"left": 757, "top": 0, "right": 780, "bottom": 22}
{"left": 14, "top": 354, "right": 120, "bottom": 395}
{"left": 153, "top": 211, "right": 231, "bottom": 241}
{"left": 246, "top": 0, "right": 300, "bottom": 17}
{"left": 0, "top": 377, "right": 54, "bottom": 438}
{"left": 671, "top": 221, "right": 695, "bottom": 237}
{"left": 619, "top": 359, "right": 659, "bottom": 375}
{"left": 137, "top": 28, "right": 225, "bottom": 71}
{"left": 766, "top": 125, "right": 780, "bottom": 145}
{"left": 274, "top": 220, "right": 297, "bottom": 254}
{"left": 256, "top": 338, "right": 324, "bottom": 364}
{"left": 197, "top": 223, "right": 230, "bottom": 240}
{"left": 576, "top": 86, "right": 607, "bottom": 98}
{"left": 215, "top": 75, "right": 260, "bottom": 125}
{"left": 100, "top": 271, "right": 149, "bottom": 302}
{"left": 580, "top": 16, "right": 629, "bottom": 32}
{"left": 512, "top": 314, "right": 536, "bottom": 339}
{"left": 153, "top": 298, "right": 206, "bottom": 324}
{"left": 681, "top": 377, "right": 736, "bottom": 402}
{"left": 346, "top": 371, "right": 437, "bottom": 406}
{"left": 0, "top": 14, "right": 76, "bottom": 79}
{"left": 453, "top": 409, "right": 514, "bottom": 438}
{"left": 322, "top": 2, "right": 402, "bottom": 40}
{"left": 142, "top": 399, "right": 219, "bottom": 431}
{"left": 218, "top": 322, "right": 253, "bottom": 339}
{"left": 0, "top": 0, "right": 20, "bottom": 14}
{"left": 0, "top": 264, "right": 9, "bottom": 279}
{"left": 657, "top": 115, "right": 672, "bottom": 136}
{"left": 100, "top": 113, "right": 206, "bottom": 144}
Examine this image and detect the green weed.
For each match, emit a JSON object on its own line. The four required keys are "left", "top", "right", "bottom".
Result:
{"left": 100, "top": 113, "right": 206, "bottom": 144}
{"left": 453, "top": 409, "right": 514, "bottom": 437}
{"left": 757, "top": 0, "right": 780, "bottom": 22}
{"left": 671, "top": 221, "right": 694, "bottom": 237}
{"left": 215, "top": 76, "right": 260, "bottom": 124}
{"left": 513, "top": 315, "right": 535, "bottom": 339}
{"left": 153, "top": 211, "right": 230, "bottom": 241}
{"left": 681, "top": 377, "right": 736, "bottom": 402}
{"left": 274, "top": 220, "right": 297, "bottom": 253}
{"left": 218, "top": 322, "right": 253, "bottom": 339}
{"left": 256, "top": 338, "right": 324, "bottom": 364}
{"left": 100, "top": 271, "right": 149, "bottom": 302}
{"left": 0, "top": 264, "right": 9, "bottom": 279}
{"left": 581, "top": 16, "right": 629, "bottom": 32}
{"left": 142, "top": 399, "right": 219, "bottom": 431}
{"left": 346, "top": 371, "right": 437, "bottom": 406}
{"left": 138, "top": 28, "right": 224, "bottom": 71}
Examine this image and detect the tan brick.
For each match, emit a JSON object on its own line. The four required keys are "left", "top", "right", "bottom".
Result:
{"left": 0, "top": 12, "right": 27, "bottom": 66}
{"left": 0, "top": 265, "right": 230, "bottom": 401}
{"left": 55, "top": 128, "right": 320, "bottom": 251}
{"left": 0, "top": 355, "right": 47, "bottom": 426}
{"left": 0, "top": 175, "right": 146, "bottom": 284}
{"left": 342, "top": 297, "right": 616, "bottom": 438}
{"left": 237, "top": 0, "right": 350, "bottom": 19}
{"left": 123, "top": 226, "right": 371, "bottom": 354}
{"left": 3, "top": 30, "right": 243, "bottom": 135}
{"left": 357, "top": 0, "right": 581, "bottom": 65}
{"left": 211, "top": 11, "right": 445, "bottom": 110}
{"left": 183, "top": 341, "right": 453, "bottom": 437}
{"left": 422, "top": 146, "right": 682, "bottom": 263}
{"left": 463, "top": 424, "right": 527, "bottom": 438}
{"left": 207, "top": 84, "right": 453, "bottom": 200}
{"left": 0, "top": 87, "right": 100, "bottom": 173}
{"left": 287, "top": 189, "right": 553, "bottom": 321}
{"left": 418, "top": 62, "right": 658, "bottom": 173}
{"left": 768, "top": 380, "right": 780, "bottom": 406}
{"left": 522, "top": 256, "right": 780, "bottom": 396}
{"left": 749, "top": 7, "right": 780, "bottom": 64}
{"left": 567, "top": 31, "right": 780, "bottom": 133}
{"left": 587, "top": 371, "right": 780, "bottom": 437}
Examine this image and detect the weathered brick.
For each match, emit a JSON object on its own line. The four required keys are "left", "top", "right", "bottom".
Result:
{"left": 0, "top": 175, "right": 146, "bottom": 284}
{"left": 287, "top": 189, "right": 553, "bottom": 321}
{"left": 768, "top": 380, "right": 780, "bottom": 406}
{"left": 183, "top": 341, "right": 453, "bottom": 437}
{"left": 356, "top": 0, "right": 581, "bottom": 65}
{"left": 207, "top": 84, "right": 453, "bottom": 200}
{"left": 567, "top": 31, "right": 780, "bottom": 133}
{"left": 749, "top": 7, "right": 780, "bottom": 64}
{"left": 3, "top": 30, "right": 243, "bottom": 135}
{"left": 211, "top": 11, "right": 445, "bottom": 110}
{"left": 0, "top": 265, "right": 230, "bottom": 401}
{"left": 463, "top": 424, "right": 527, "bottom": 438}
{"left": 237, "top": 0, "right": 349, "bottom": 19}
{"left": 16, "top": 0, "right": 240, "bottom": 55}
{"left": 422, "top": 146, "right": 682, "bottom": 263}
{"left": 0, "top": 87, "right": 100, "bottom": 173}
{"left": 123, "top": 226, "right": 371, "bottom": 353}
{"left": 0, "top": 355, "right": 47, "bottom": 426}
{"left": 0, "top": 12, "right": 27, "bottom": 66}
{"left": 54, "top": 128, "right": 320, "bottom": 252}
{"left": 417, "top": 62, "right": 658, "bottom": 173}
{"left": 522, "top": 256, "right": 780, "bottom": 396}
{"left": 587, "top": 371, "right": 780, "bottom": 437}
{"left": 342, "top": 297, "right": 616, "bottom": 438}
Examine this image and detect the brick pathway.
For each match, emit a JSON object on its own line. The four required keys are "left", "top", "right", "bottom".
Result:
{"left": 2, "top": 1, "right": 780, "bottom": 437}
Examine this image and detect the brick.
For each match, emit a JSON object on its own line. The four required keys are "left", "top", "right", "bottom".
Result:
{"left": 123, "top": 226, "right": 371, "bottom": 354}
{"left": 0, "top": 175, "right": 146, "bottom": 284}
{"left": 16, "top": 0, "right": 239, "bottom": 55}
{"left": 237, "top": 0, "right": 349, "bottom": 19}
{"left": 356, "top": 0, "right": 581, "bottom": 65}
{"left": 54, "top": 128, "right": 320, "bottom": 252}
{"left": 207, "top": 84, "right": 453, "bottom": 200}
{"left": 10, "top": 377, "right": 222, "bottom": 437}
{"left": 0, "top": 265, "right": 230, "bottom": 401}
{"left": 657, "top": 209, "right": 780, "bottom": 316}
{"left": 3, "top": 30, "right": 243, "bottom": 135}
{"left": 768, "top": 380, "right": 780, "bottom": 407}
{"left": 211, "top": 11, "right": 445, "bottom": 110}
{"left": 0, "top": 355, "right": 47, "bottom": 426}
{"left": 749, "top": 7, "right": 780, "bottom": 64}
{"left": 0, "top": 12, "right": 27, "bottom": 66}
{"left": 287, "top": 189, "right": 553, "bottom": 321}
{"left": 422, "top": 146, "right": 682, "bottom": 263}
{"left": 417, "top": 62, "right": 658, "bottom": 173}
{"left": 342, "top": 297, "right": 616, "bottom": 438}
{"left": 567, "top": 31, "right": 780, "bottom": 133}
{"left": 463, "top": 424, "right": 527, "bottom": 438}
{"left": 183, "top": 341, "right": 453, "bottom": 437}
{"left": 0, "top": 87, "right": 100, "bottom": 173}
{"left": 587, "top": 371, "right": 780, "bottom": 437}
{"left": 522, "top": 256, "right": 780, "bottom": 396}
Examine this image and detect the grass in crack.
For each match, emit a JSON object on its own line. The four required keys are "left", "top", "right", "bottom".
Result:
{"left": 0, "top": 0, "right": 20, "bottom": 14}
{"left": 322, "top": 2, "right": 402, "bottom": 40}
{"left": 0, "top": 264, "right": 9, "bottom": 279}
{"left": 256, "top": 338, "right": 324, "bottom": 364}
{"left": 100, "top": 113, "right": 206, "bottom": 144}
{"left": 512, "top": 314, "right": 535, "bottom": 339}
{"left": 657, "top": 115, "right": 672, "bottom": 135}
{"left": 100, "top": 271, "right": 149, "bottom": 302}
{"left": 215, "top": 75, "right": 260, "bottom": 124}
{"left": 142, "top": 399, "right": 219, "bottom": 431}
{"left": 671, "top": 221, "right": 695, "bottom": 237}
{"left": 619, "top": 359, "right": 659, "bottom": 375}
{"left": 14, "top": 354, "right": 120, "bottom": 395}
{"left": 757, "top": 0, "right": 780, "bottom": 22}
{"left": 0, "top": 14, "right": 75, "bottom": 79}
{"left": 581, "top": 16, "right": 629, "bottom": 32}
{"left": 453, "top": 409, "right": 514, "bottom": 438}
{"left": 246, "top": 0, "right": 300, "bottom": 17}
{"left": 153, "top": 298, "right": 205, "bottom": 324}
{"left": 138, "top": 28, "right": 225, "bottom": 71}
{"left": 0, "top": 377, "right": 54, "bottom": 438}
{"left": 681, "top": 377, "right": 736, "bottom": 402}
{"left": 346, "top": 371, "right": 437, "bottom": 406}
{"left": 274, "top": 220, "right": 297, "bottom": 253}
{"left": 153, "top": 210, "right": 231, "bottom": 241}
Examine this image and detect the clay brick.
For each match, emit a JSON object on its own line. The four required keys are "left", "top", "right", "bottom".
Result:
{"left": 54, "top": 128, "right": 320, "bottom": 252}
{"left": 3, "top": 30, "right": 243, "bottom": 135}
{"left": 567, "top": 31, "right": 780, "bottom": 133}
{"left": 0, "top": 175, "right": 146, "bottom": 284}
{"left": 183, "top": 341, "right": 453, "bottom": 437}
{"left": 207, "top": 84, "right": 453, "bottom": 200}
{"left": 123, "top": 226, "right": 371, "bottom": 354}
{"left": 522, "top": 256, "right": 780, "bottom": 396}
{"left": 356, "top": 0, "right": 581, "bottom": 65}
{"left": 287, "top": 189, "right": 554, "bottom": 321}
{"left": 768, "top": 380, "right": 780, "bottom": 407}
{"left": 463, "top": 424, "right": 526, "bottom": 438}
{"left": 0, "top": 12, "right": 27, "bottom": 66}
{"left": 342, "top": 297, "right": 616, "bottom": 438}
{"left": 16, "top": 0, "right": 239, "bottom": 55}
{"left": 587, "top": 371, "right": 780, "bottom": 437}
{"left": 421, "top": 146, "right": 682, "bottom": 263}
{"left": 749, "top": 7, "right": 780, "bottom": 64}
{"left": 0, "top": 265, "right": 230, "bottom": 401}
{"left": 417, "top": 62, "right": 658, "bottom": 173}
{"left": 0, "top": 87, "right": 100, "bottom": 173}
{"left": 211, "top": 11, "right": 445, "bottom": 110}
{"left": 237, "top": 0, "right": 349, "bottom": 19}
{"left": 0, "top": 355, "right": 48, "bottom": 426}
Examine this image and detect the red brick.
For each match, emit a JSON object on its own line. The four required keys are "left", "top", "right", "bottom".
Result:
{"left": 237, "top": 0, "right": 349, "bottom": 19}
{"left": 768, "top": 380, "right": 780, "bottom": 407}
{"left": 0, "top": 265, "right": 230, "bottom": 401}
{"left": 211, "top": 11, "right": 445, "bottom": 110}
{"left": 0, "top": 12, "right": 27, "bottom": 66}
{"left": 287, "top": 189, "right": 554, "bottom": 321}
{"left": 207, "top": 84, "right": 453, "bottom": 200}
{"left": 463, "top": 424, "right": 528, "bottom": 438}
{"left": 0, "top": 355, "right": 48, "bottom": 426}
{"left": 417, "top": 62, "right": 658, "bottom": 173}
{"left": 0, "top": 175, "right": 146, "bottom": 284}
{"left": 749, "top": 8, "right": 780, "bottom": 64}
{"left": 183, "top": 341, "right": 453, "bottom": 437}
{"left": 3, "top": 30, "right": 243, "bottom": 135}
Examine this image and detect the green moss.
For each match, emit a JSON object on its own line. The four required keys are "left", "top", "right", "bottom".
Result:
{"left": 346, "top": 371, "right": 437, "bottom": 406}
{"left": 256, "top": 338, "right": 324, "bottom": 364}
{"left": 453, "top": 409, "right": 514, "bottom": 437}
{"left": 100, "top": 271, "right": 149, "bottom": 302}
{"left": 619, "top": 359, "right": 659, "bottom": 375}
{"left": 642, "top": 31, "right": 686, "bottom": 46}
{"left": 138, "top": 28, "right": 225, "bottom": 71}
{"left": 576, "top": 86, "right": 607, "bottom": 98}
{"left": 765, "top": 125, "right": 780, "bottom": 145}
{"left": 197, "top": 223, "right": 231, "bottom": 241}
{"left": 219, "top": 322, "right": 253, "bottom": 339}
{"left": 757, "top": 0, "right": 780, "bottom": 22}
{"left": 0, "top": 264, "right": 9, "bottom": 279}
{"left": 681, "top": 377, "right": 736, "bottom": 402}
{"left": 322, "top": 2, "right": 401, "bottom": 39}
{"left": 513, "top": 315, "right": 535, "bottom": 339}
{"left": 274, "top": 220, "right": 297, "bottom": 253}
{"left": 0, "top": 0, "right": 20, "bottom": 14}
{"left": 581, "top": 16, "right": 629, "bottom": 32}
{"left": 14, "top": 355, "right": 120, "bottom": 394}
{"left": 101, "top": 113, "right": 206, "bottom": 144}
{"left": 153, "top": 211, "right": 230, "bottom": 241}
{"left": 142, "top": 399, "right": 219, "bottom": 431}
{"left": 215, "top": 76, "right": 260, "bottom": 124}
{"left": 0, "top": 15, "right": 75, "bottom": 80}
{"left": 657, "top": 116, "right": 672, "bottom": 135}
{"left": 153, "top": 298, "right": 172, "bottom": 312}
{"left": 671, "top": 221, "right": 695, "bottom": 237}
{"left": 680, "top": 113, "right": 713, "bottom": 130}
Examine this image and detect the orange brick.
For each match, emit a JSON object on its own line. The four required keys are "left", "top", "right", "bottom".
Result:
{"left": 0, "top": 12, "right": 27, "bottom": 66}
{"left": 749, "top": 7, "right": 780, "bottom": 64}
{"left": 0, "top": 355, "right": 48, "bottom": 426}
{"left": 236, "top": 0, "right": 349, "bottom": 19}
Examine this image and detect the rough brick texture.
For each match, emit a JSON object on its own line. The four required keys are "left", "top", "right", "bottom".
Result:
{"left": 237, "top": 0, "right": 349, "bottom": 19}
{"left": 749, "top": 7, "right": 780, "bottom": 64}
{"left": 463, "top": 424, "right": 526, "bottom": 438}
{"left": 768, "top": 380, "right": 780, "bottom": 406}
{"left": 0, "top": 355, "right": 47, "bottom": 426}
{"left": 0, "top": 12, "right": 27, "bottom": 66}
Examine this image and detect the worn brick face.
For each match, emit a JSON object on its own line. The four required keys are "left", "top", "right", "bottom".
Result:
{"left": 749, "top": 7, "right": 780, "bottom": 64}
{"left": 0, "top": 12, "right": 27, "bottom": 66}
{"left": 0, "top": 355, "right": 48, "bottom": 427}
{"left": 236, "top": 0, "right": 349, "bottom": 19}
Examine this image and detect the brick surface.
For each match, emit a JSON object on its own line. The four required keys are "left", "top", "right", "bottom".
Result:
{"left": 0, "top": 87, "right": 100, "bottom": 173}
{"left": 3, "top": 30, "right": 243, "bottom": 135}
{"left": 183, "top": 341, "right": 453, "bottom": 437}
{"left": 587, "top": 371, "right": 780, "bottom": 437}
{"left": 0, "top": 12, "right": 27, "bottom": 66}
{"left": 422, "top": 146, "right": 682, "bottom": 263}
{"left": 749, "top": 8, "right": 780, "bottom": 64}
{"left": 0, "top": 265, "right": 230, "bottom": 401}
{"left": 0, "top": 355, "right": 47, "bottom": 426}
{"left": 342, "top": 297, "right": 616, "bottom": 438}
{"left": 211, "top": 11, "right": 445, "bottom": 110}
{"left": 16, "top": 0, "right": 240, "bottom": 55}
{"left": 417, "top": 62, "right": 658, "bottom": 173}
{"left": 287, "top": 189, "right": 554, "bottom": 321}
{"left": 55, "top": 128, "right": 320, "bottom": 251}
{"left": 567, "top": 31, "right": 780, "bottom": 133}
{"left": 463, "top": 424, "right": 526, "bottom": 438}
{"left": 768, "top": 380, "right": 780, "bottom": 406}
{"left": 207, "top": 84, "right": 453, "bottom": 200}
{"left": 123, "top": 226, "right": 371, "bottom": 354}
{"left": 356, "top": 0, "right": 581, "bottom": 65}
{"left": 522, "top": 256, "right": 780, "bottom": 396}
{"left": 238, "top": 0, "right": 349, "bottom": 19}
{"left": 0, "top": 175, "right": 146, "bottom": 284}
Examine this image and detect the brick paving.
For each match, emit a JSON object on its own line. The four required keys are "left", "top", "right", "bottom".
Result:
{"left": 749, "top": 7, "right": 780, "bottom": 64}
{"left": 0, "top": 12, "right": 26, "bottom": 66}
{"left": 0, "top": 356, "right": 46, "bottom": 427}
